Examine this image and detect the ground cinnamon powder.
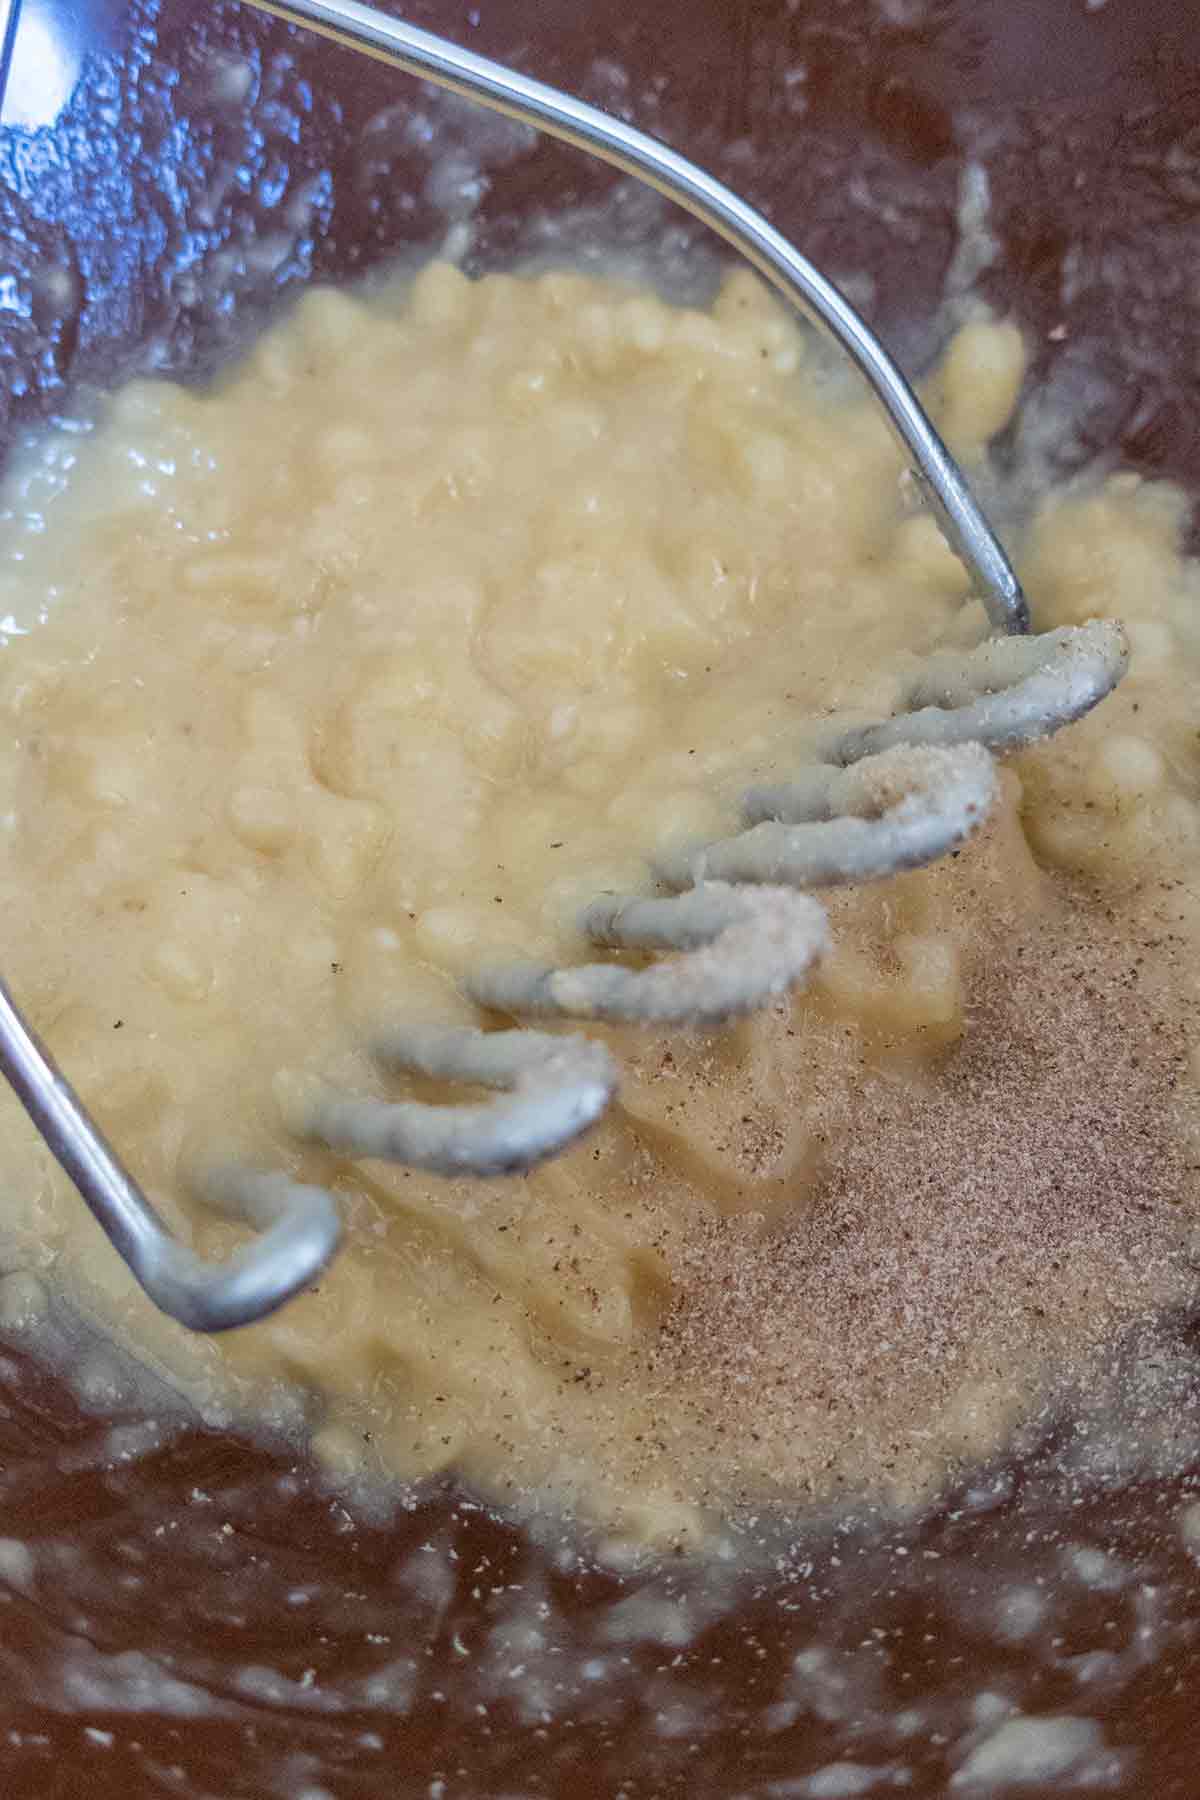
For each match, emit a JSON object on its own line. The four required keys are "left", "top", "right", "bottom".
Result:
{"left": 615, "top": 861, "right": 1199, "bottom": 1524}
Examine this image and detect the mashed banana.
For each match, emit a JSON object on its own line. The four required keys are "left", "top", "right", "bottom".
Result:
{"left": 0, "top": 263, "right": 1196, "bottom": 1545}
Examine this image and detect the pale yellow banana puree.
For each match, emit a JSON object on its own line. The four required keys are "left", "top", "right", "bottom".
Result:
{"left": 0, "top": 263, "right": 1197, "bottom": 1546}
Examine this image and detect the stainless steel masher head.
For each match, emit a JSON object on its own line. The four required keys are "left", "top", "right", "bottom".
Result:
{"left": 0, "top": 0, "right": 1126, "bottom": 1330}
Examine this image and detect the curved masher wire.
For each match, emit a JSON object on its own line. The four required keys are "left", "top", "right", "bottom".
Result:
{"left": 0, "top": 0, "right": 1129, "bottom": 1327}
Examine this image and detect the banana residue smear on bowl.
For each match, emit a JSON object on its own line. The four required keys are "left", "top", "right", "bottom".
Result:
{"left": 5, "top": 1369, "right": 1196, "bottom": 1798}
{"left": 0, "top": 260, "right": 1198, "bottom": 1553}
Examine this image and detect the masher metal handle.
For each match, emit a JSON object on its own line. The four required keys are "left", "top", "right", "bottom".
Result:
{"left": 242, "top": 0, "right": 1030, "bottom": 636}
{"left": 0, "top": 978, "right": 340, "bottom": 1330}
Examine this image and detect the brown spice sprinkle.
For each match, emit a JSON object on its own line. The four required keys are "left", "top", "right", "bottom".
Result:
{"left": 627, "top": 872, "right": 1199, "bottom": 1522}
